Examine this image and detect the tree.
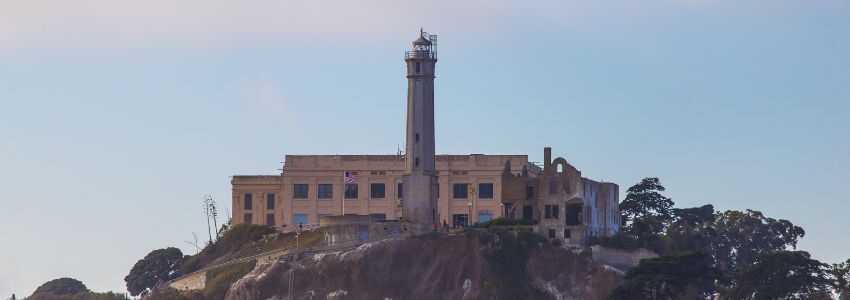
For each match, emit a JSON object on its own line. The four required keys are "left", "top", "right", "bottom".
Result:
{"left": 711, "top": 210, "right": 805, "bottom": 281}
{"left": 832, "top": 258, "right": 850, "bottom": 300}
{"left": 625, "top": 215, "right": 665, "bottom": 238}
{"left": 729, "top": 251, "right": 832, "bottom": 299}
{"left": 608, "top": 251, "right": 719, "bottom": 299}
{"left": 620, "top": 177, "right": 674, "bottom": 228}
{"left": 671, "top": 204, "right": 715, "bottom": 227}
{"left": 33, "top": 278, "right": 89, "bottom": 295}
{"left": 124, "top": 247, "right": 185, "bottom": 296}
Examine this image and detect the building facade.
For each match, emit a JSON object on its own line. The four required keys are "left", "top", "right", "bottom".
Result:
{"left": 229, "top": 31, "right": 620, "bottom": 244}
{"left": 232, "top": 148, "right": 619, "bottom": 244}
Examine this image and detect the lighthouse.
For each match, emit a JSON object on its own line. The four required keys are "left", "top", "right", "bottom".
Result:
{"left": 402, "top": 29, "right": 438, "bottom": 230}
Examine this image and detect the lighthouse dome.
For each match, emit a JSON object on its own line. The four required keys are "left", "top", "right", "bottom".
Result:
{"left": 413, "top": 36, "right": 431, "bottom": 46}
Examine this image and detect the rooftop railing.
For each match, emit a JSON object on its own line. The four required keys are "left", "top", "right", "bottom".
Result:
{"left": 405, "top": 50, "right": 437, "bottom": 59}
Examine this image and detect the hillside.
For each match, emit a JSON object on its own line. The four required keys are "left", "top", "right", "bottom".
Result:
{"left": 223, "top": 231, "right": 621, "bottom": 300}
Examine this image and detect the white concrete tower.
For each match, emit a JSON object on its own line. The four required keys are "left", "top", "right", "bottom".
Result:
{"left": 402, "top": 29, "right": 438, "bottom": 230}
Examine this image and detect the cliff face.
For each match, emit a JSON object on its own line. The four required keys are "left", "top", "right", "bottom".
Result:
{"left": 226, "top": 233, "right": 622, "bottom": 300}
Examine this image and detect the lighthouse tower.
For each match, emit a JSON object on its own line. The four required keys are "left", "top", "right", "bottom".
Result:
{"left": 402, "top": 29, "right": 438, "bottom": 230}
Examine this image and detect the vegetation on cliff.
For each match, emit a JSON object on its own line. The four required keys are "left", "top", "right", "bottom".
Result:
{"left": 27, "top": 278, "right": 127, "bottom": 300}
{"left": 602, "top": 177, "right": 850, "bottom": 299}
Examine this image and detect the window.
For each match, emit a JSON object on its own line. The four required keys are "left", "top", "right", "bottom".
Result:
{"left": 548, "top": 228, "right": 556, "bottom": 238}
{"left": 266, "top": 214, "right": 275, "bottom": 226}
{"left": 525, "top": 184, "right": 534, "bottom": 199}
{"left": 478, "top": 212, "right": 492, "bottom": 223}
{"left": 344, "top": 184, "right": 358, "bottom": 199}
{"left": 293, "top": 214, "right": 308, "bottom": 225}
{"left": 452, "top": 183, "right": 468, "bottom": 199}
{"left": 397, "top": 183, "right": 403, "bottom": 199}
{"left": 545, "top": 205, "right": 560, "bottom": 219}
{"left": 505, "top": 203, "right": 515, "bottom": 219}
{"left": 452, "top": 214, "right": 469, "bottom": 227}
{"left": 549, "top": 181, "right": 558, "bottom": 195}
{"left": 318, "top": 184, "right": 333, "bottom": 199}
{"left": 415, "top": 62, "right": 421, "bottom": 73}
{"left": 293, "top": 184, "right": 309, "bottom": 199}
{"left": 371, "top": 183, "right": 386, "bottom": 199}
{"left": 266, "top": 194, "right": 275, "bottom": 209}
{"left": 478, "top": 183, "right": 494, "bottom": 199}
{"left": 244, "top": 213, "right": 252, "bottom": 224}
{"left": 415, "top": 157, "right": 419, "bottom": 167}
{"left": 566, "top": 203, "right": 582, "bottom": 226}
{"left": 522, "top": 205, "right": 533, "bottom": 220}
{"left": 244, "top": 193, "right": 253, "bottom": 210}
{"left": 370, "top": 213, "right": 387, "bottom": 220}
{"left": 564, "top": 229, "right": 571, "bottom": 238}
{"left": 415, "top": 133, "right": 419, "bottom": 143}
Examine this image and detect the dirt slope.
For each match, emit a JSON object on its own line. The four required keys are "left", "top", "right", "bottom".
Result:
{"left": 227, "top": 232, "right": 621, "bottom": 300}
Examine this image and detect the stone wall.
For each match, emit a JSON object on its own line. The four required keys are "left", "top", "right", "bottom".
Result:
{"left": 169, "top": 271, "right": 206, "bottom": 291}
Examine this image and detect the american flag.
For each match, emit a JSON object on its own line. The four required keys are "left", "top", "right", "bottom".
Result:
{"left": 344, "top": 170, "right": 358, "bottom": 183}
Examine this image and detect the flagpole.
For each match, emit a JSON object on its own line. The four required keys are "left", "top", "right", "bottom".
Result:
{"left": 342, "top": 170, "right": 346, "bottom": 216}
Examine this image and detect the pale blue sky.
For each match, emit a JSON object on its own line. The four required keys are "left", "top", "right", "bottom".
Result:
{"left": 1, "top": 0, "right": 848, "bottom": 297}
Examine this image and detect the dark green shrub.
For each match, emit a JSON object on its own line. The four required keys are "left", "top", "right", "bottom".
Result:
{"left": 179, "top": 224, "right": 274, "bottom": 274}
{"left": 203, "top": 261, "right": 257, "bottom": 300}
{"left": 480, "top": 217, "right": 538, "bottom": 228}
{"left": 33, "top": 278, "right": 89, "bottom": 295}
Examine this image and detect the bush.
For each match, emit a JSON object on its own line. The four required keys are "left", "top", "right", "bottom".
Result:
{"left": 203, "top": 261, "right": 257, "bottom": 300}
{"left": 588, "top": 232, "right": 641, "bottom": 250}
{"left": 588, "top": 232, "right": 673, "bottom": 255}
{"left": 179, "top": 224, "right": 275, "bottom": 274}
{"left": 33, "top": 278, "right": 89, "bottom": 295}
{"left": 480, "top": 217, "right": 538, "bottom": 228}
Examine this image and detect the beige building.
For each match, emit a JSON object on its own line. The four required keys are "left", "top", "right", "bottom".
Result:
{"left": 230, "top": 31, "right": 619, "bottom": 244}
{"left": 232, "top": 147, "right": 620, "bottom": 244}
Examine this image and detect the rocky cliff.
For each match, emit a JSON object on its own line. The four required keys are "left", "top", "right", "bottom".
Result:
{"left": 226, "top": 232, "right": 622, "bottom": 300}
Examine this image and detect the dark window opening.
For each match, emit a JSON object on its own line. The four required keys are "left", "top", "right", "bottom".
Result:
{"left": 415, "top": 133, "right": 419, "bottom": 143}
{"left": 293, "top": 184, "right": 309, "bottom": 199}
{"left": 478, "top": 183, "right": 494, "bottom": 199}
{"left": 345, "top": 184, "right": 358, "bottom": 199}
{"left": 548, "top": 228, "right": 556, "bottom": 238}
{"left": 266, "top": 194, "right": 275, "bottom": 209}
{"left": 566, "top": 203, "right": 583, "bottom": 226}
{"left": 544, "top": 205, "right": 560, "bottom": 219}
{"left": 525, "top": 184, "right": 535, "bottom": 199}
{"left": 371, "top": 183, "right": 386, "bottom": 199}
{"left": 549, "top": 181, "right": 558, "bottom": 195}
{"left": 415, "top": 157, "right": 419, "bottom": 167}
{"left": 244, "top": 213, "right": 252, "bottom": 224}
{"left": 244, "top": 193, "right": 253, "bottom": 210}
{"left": 452, "top": 214, "right": 469, "bottom": 227}
{"left": 397, "top": 183, "right": 403, "bottom": 198}
{"left": 564, "top": 229, "right": 571, "bottom": 238}
{"left": 505, "top": 203, "right": 516, "bottom": 219}
{"left": 370, "top": 213, "right": 387, "bottom": 220}
{"left": 266, "top": 214, "right": 275, "bottom": 226}
{"left": 452, "top": 183, "right": 469, "bottom": 199}
{"left": 415, "top": 62, "right": 421, "bottom": 73}
{"left": 318, "top": 184, "right": 333, "bottom": 199}
{"left": 522, "top": 205, "right": 534, "bottom": 220}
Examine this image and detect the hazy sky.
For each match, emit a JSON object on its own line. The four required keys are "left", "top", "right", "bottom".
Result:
{"left": 1, "top": 0, "right": 848, "bottom": 297}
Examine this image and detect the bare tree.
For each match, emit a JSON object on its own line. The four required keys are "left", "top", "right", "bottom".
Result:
{"left": 184, "top": 232, "right": 202, "bottom": 254}
{"left": 208, "top": 196, "right": 219, "bottom": 240}
{"left": 203, "top": 195, "right": 213, "bottom": 244}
